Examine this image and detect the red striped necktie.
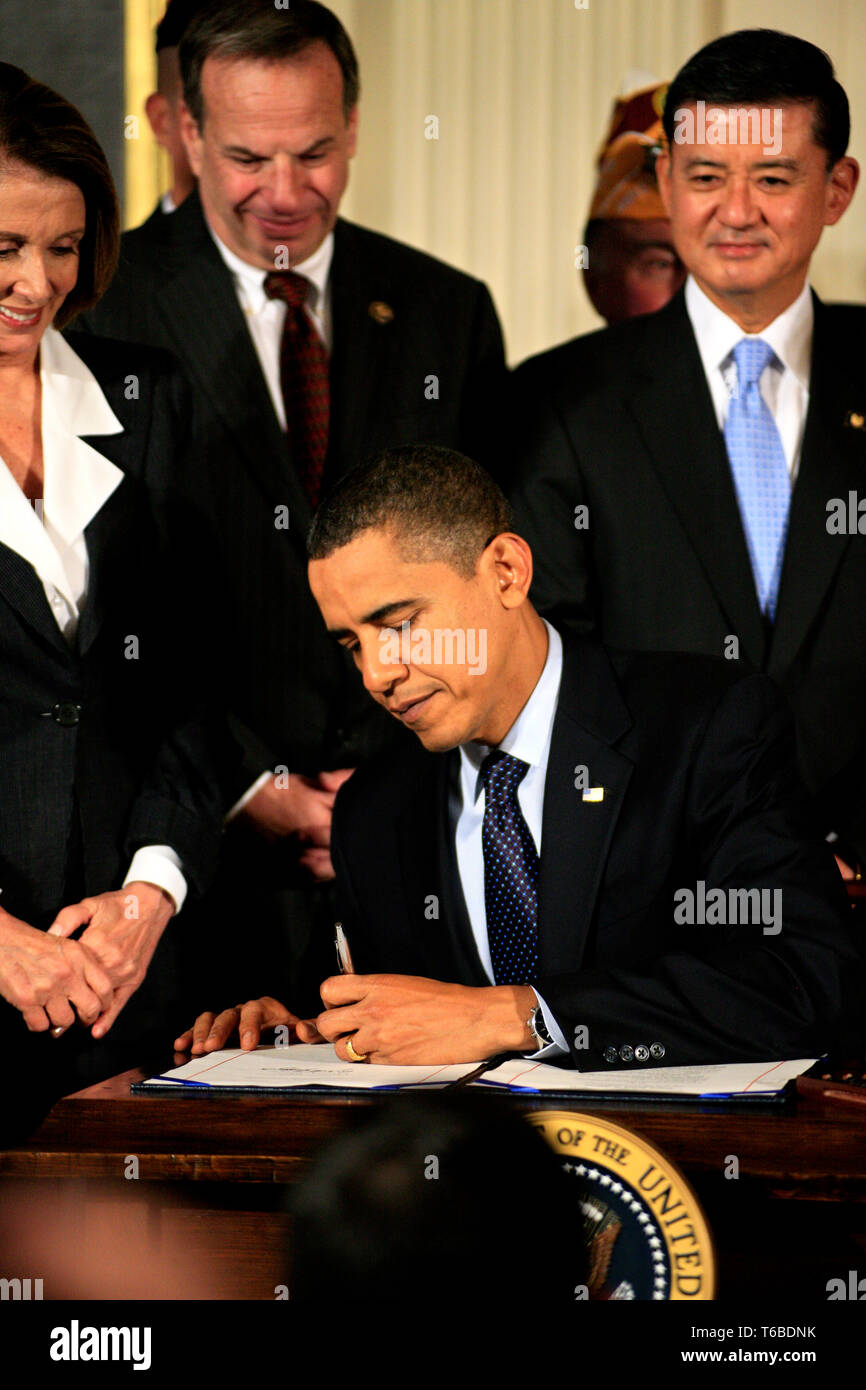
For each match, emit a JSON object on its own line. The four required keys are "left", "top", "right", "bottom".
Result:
{"left": 263, "top": 270, "right": 330, "bottom": 509}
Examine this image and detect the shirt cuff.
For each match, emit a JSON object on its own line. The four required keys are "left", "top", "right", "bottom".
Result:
{"left": 225, "top": 770, "right": 273, "bottom": 824}
{"left": 522, "top": 989, "right": 569, "bottom": 1060}
{"left": 124, "top": 846, "right": 187, "bottom": 914}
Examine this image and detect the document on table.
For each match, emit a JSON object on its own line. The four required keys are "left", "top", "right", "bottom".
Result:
{"left": 136, "top": 1044, "right": 482, "bottom": 1091}
{"left": 135, "top": 1046, "right": 817, "bottom": 1098}
{"left": 478, "top": 1056, "right": 817, "bottom": 1097}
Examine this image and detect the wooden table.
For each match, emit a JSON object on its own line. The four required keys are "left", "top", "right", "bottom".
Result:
{"left": 1, "top": 1067, "right": 865, "bottom": 1300}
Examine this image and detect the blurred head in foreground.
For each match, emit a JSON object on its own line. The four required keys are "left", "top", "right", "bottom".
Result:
{"left": 289, "top": 1093, "right": 587, "bottom": 1298}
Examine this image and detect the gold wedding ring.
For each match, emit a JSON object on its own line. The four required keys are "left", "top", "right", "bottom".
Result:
{"left": 345, "top": 1036, "right": 368, "bottom": 1062}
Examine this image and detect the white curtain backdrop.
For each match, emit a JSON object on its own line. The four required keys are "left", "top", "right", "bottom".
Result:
{"left": 328, "top": 0, "right": 866, "bottom": 363}
{"left": 130, "top": 0, "right": 866, "bottom": 364}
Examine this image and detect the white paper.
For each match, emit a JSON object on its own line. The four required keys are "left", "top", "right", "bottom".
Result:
{"left": 477, "top": 1057, "right": 818, "bottom": 1096}
{"left": 140, "top": 1047, "right": 817, "bottom": 1097}
{"left": 141, "top": 1043, "right": 482, "bottom": 1090}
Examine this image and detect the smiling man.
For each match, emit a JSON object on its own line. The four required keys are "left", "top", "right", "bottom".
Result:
{"left": 176, "top": 446, "right": 863, "bottom": 1070}
{"left": 658, "top": 100, "right": 853, "bottom": 328}
{"left": 511, "top": 28, "right": 866, "bottom": 883}
{"left": 81, "top": 0, "right": 506, "bottom": 1014}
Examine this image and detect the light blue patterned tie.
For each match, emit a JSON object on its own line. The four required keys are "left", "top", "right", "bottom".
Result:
{"left": 723, "top": 338, "right": 791, "bottom": 620}
{"left": 480, "top": 751, "right": 539, "bottom": 985}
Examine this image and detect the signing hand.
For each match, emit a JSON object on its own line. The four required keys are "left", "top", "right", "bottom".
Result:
{"left": 315, "top": 973, "right": 536, "bottom": 1065}
{"left": 47, "top": 882, "right": 175, "bottom": 1038}
{"left": 0, "top": 907, "right": 114, "bottom": 1034}
{"left": 173, "top": 996, "right": 324, "bottom": 1055}
{"left": 240, "top": 768, "right": 355, "bottom": 881}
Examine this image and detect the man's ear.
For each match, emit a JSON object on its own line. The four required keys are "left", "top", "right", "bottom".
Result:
{"left": 178, "top": 100, "right": 203, "bottom": 177}
{"left": 145, "top": 92, "right": 170, "bottom": 147}
{"left": 346, "top": 104, "right": 359, "bottom": 160}
{"left": 655, "top": 148, "right": 672, "bottom": 215}
{"left": 488, "top": 534, "right": 533, "bottom": 610}
{"left": 824, "top": 156, "right": 859, "bottom": 227}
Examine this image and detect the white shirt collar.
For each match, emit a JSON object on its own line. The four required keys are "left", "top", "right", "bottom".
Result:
{"left": 460, "top": 620, "right": 563, "bottom": 798}
{"left": 207, "top": 221, "right": 335, "bottom": 314}
{"left": 685, "top": 274, "right": 813, "bottom": 390}
{"left": 39, "top": 326, "right": 124, "bottom": 442}
{"left": 39, "top": 327, "right": 124, "bottom": 547}
{"left": 0, "top": 328, "right": 124, "bottom": 624}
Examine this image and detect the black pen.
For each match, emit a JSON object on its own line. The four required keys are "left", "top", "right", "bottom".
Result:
{"left": 447, "top": 1052, "right": 516, "bottom": 1089}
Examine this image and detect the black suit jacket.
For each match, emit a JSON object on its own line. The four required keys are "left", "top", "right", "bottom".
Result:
{"left": 79, "top": 192, "right": 508, "bottom": 796}
{"left": 331, "top": 639, "right": 863, "bottom": 1069}
{"left": 0, "top": 333, "right": 224, "bottom": 929}
{"left": 510, "top": 288, "right": 866, "bottom": 860}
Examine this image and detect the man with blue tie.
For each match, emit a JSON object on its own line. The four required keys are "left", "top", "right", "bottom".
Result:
{"left": 84, "top": 0, "right": 507, "bottom": 1016}
{"left": 510, "top": 29, "right": 866, "bottom": 881}
{"left": 176, "top": 446, "right": 862, "bottom": 1070}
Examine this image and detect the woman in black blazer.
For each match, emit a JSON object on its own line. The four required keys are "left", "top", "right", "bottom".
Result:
{"left": 0, "top": 64, "right": 224, "bottom": 1132}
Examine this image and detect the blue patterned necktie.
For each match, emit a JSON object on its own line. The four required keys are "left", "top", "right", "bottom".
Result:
{"left": 480, "top": 750, "right": 539, "bottom": 985}
{"left": 723, "top": 337, "right": 791, "bottom": 620}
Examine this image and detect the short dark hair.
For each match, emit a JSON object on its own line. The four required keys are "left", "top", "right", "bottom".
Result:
{"left": 180, "top": 0, "right": 360, "bottom": 128}
{"left": 156, "top": 0, "right": 208, "bottom": 54}
{"left": 0, "top": 63, "right": 119, "bottom": 329}
{"left": 663, "top": 29, "right": 850, "bottom": 170}
{"left": 307, "top": 445, "right": 513, "bottom": 579}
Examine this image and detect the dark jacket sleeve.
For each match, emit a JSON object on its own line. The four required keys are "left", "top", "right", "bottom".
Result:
{"left": 535, "top": 675, "right": 865, "bottom": 1068}
{"left": 330, "top": 779, "right": 380, "bottom": 975}
{"left": 119, "top": 355, "right": 229, "bottom": 898}
{"left": 457, "top": 281, "right": 510, "bottom": 484}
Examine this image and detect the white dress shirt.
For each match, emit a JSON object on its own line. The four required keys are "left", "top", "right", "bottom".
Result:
{"left": 454, "top": 620, "right": 569, "bottom": 1057}
{"left": 687, "top": 278, "right": 841, "bottom": 854}
{"left": 684, "top": 274, "right": 813, "bottom": 483}
{"left": 209, "top": 223, "right": 335, "bottom": 818}
{"left": 208, "top": 223, "right": 334, "bottom": 429}
{"left": 0, "top": 327, "right": 187, "bottom": 912}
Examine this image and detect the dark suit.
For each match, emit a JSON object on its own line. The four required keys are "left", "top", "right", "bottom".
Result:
{"left": 78, "top": 190, "right": 508, "bottom": 1007}
{"left": 332, "top": 638, "right": 863, "bottom": 1069}
{"left": 510, "top": 288, "right": 866, "bottom": 863}
{"left": 0, "top": 333, "right": 224, "bottom": 1132}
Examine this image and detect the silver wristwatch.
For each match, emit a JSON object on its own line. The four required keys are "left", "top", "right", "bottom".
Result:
{"left": 526, "top": 1004, "right": 554, "bottom": 1051}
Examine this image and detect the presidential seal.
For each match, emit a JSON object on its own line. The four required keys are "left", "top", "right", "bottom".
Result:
{"left": 530, "top": 1110, "right": 716, "bottom": 1300}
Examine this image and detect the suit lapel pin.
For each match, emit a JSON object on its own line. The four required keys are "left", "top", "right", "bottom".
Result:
{"left": 368, "top": 300, "right": 394, "bottom": 325}
{"left": 844, "top": 411, "right": 865, "bottom": 430}
{"left": 582, "top": 787, "right": 605, "bottom": 802}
